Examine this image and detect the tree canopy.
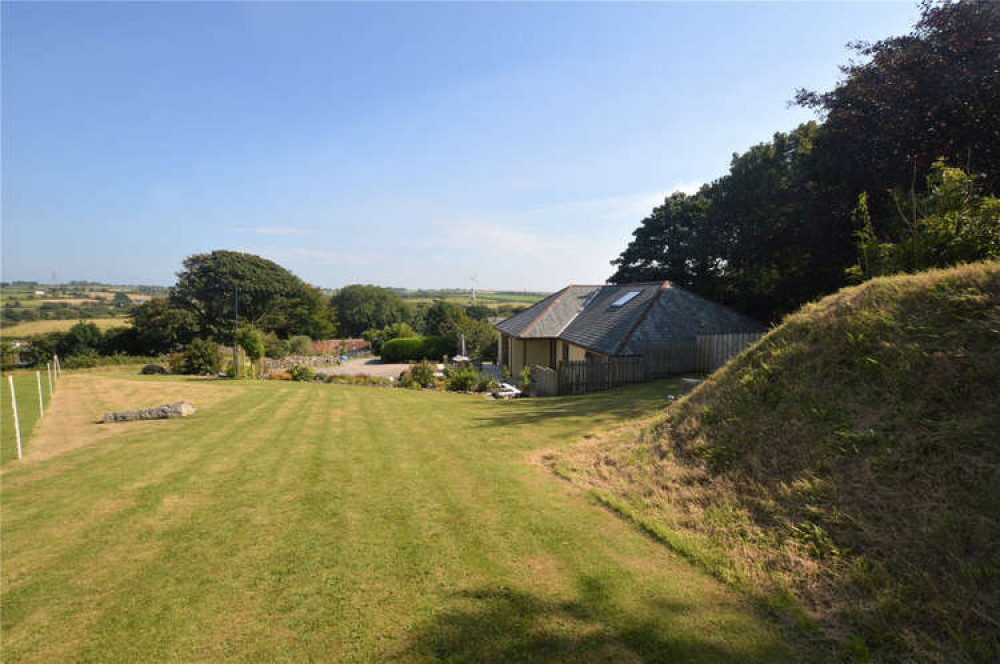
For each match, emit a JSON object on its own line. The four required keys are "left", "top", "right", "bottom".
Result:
{"left": 331, "top": 285, "right": 408, "bottom": 337}
{"left": 170, "top": 251, "right": 335, "bottom": 342}
{"left": 612, "top": 1, "right": 999, "bottom": 323}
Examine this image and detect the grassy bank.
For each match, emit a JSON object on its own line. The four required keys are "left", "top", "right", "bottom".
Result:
{"left": 1, "top": 373, "right": 808, "bottom": 662}
{"left": 549, "top": 262, "right": 1000, "bottom": 662}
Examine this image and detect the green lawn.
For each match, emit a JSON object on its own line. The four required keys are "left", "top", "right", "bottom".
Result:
{"left": 2, "top": 373, "right": 805, "bottom": 662}
{"left": 1, "top": 371, "right": 56, "bottom": 462}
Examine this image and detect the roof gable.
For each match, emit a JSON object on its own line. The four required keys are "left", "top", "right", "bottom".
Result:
{"left": 494, "top": 281, "right": 766, "bottom": 355}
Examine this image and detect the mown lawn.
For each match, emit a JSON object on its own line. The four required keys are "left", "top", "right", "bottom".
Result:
{"left": 2, "top": 372, "right": 803, "bottom": 662}
{"left": 1, "top": 371, "right": 56, "bottom": 462}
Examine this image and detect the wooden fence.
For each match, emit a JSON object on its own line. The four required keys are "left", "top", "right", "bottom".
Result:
{"left": 552, "top": 331, "right": 763, "bottom": 396}
{"left": 696, "top": 332, "right": 762, "bottom": 373}
{"left": 556, "top": 356, "right": 645, "bottom": 396}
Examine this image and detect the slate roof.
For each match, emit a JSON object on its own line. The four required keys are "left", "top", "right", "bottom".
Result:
{"left": 494, "top": 281, "right": 766, "bottom": 356}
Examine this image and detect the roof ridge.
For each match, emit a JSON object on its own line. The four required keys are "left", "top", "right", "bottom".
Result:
{"left": 518, "top": 286, "right": 572, "bottom": 337}
{"left": 553, "top": 286, "right": 603, "bottom": 337}
{"left": 613, "top": 281, "right": 670, "bottom": 355}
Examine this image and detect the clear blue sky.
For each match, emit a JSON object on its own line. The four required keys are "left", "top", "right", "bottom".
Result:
{"left": 2, "top": 2, "right": 920, "bottom": 291}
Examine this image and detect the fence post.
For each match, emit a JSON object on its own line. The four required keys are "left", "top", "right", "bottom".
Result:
{"left": 8, "top": 375, "right": 22, "bottom": 460}
{"left": 47, "top": 362, "right": 54, "bottom": 395}
{"left": 36, "top": 371, "right": 44, "bottom": 417}
{"left": 54, "top": 354, "right": 61, "bottom": 377}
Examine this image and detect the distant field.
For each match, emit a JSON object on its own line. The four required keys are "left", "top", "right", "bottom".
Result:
{"left": 1, "top": 298, "right": 103, "bottom": 308}
{"left": 0, "top": 318, "right": 129, "bottom": 337}
{"left": 1, "top": 372, "right": 806, "bottom": 661}
{"left": 399, "top": 290, "right": 548, "bottom": 308}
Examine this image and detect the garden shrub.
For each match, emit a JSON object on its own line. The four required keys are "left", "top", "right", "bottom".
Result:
{"left": 288, "top": 365, "right": 315, "bottom": 382}
{"left": 268, "top": 371, "right": 292, "bottom": 381}
{"left": 445, "top": 366, "right": 480, "bottom": 392}
{"left": 170, "top": 339, "right": 221, "bottom": 375}
{"left": 264, "top": 334, "right": 290, "bottom": 359}
{"left": 381, "top": 336, "right": 450, "bottom": 362}
{"left": 288, "top": 335, "right": 313, "bottom": 356}
{"left": 475, "top": 373, "right": 497, "bottom": 393}
{"left": 61, "top": 349, "right": 102, "bottom": 369}
{"left": 410, "top": 360, "right": 436, "bottom": 388}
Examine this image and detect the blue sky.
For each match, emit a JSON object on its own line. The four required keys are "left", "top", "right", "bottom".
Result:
{"left": 2, "top": 2, "right": 920, "bottom": 291}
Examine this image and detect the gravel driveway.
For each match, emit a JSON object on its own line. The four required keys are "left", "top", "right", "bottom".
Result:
{"left": 321, "top": 358, "right": 413, "bottom": 379}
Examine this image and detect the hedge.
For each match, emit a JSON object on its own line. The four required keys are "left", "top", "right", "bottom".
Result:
{"left": 380, "top": 336, "right": 451, "bottom": 363}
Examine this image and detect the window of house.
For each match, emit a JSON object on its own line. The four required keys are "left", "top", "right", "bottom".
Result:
{"left": 611, "top": 290, "right": 641, "bottom": 307}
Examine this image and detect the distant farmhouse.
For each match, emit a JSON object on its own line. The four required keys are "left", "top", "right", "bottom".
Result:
{"left": 495, "top": 281, "right": 765, "bottom": 378}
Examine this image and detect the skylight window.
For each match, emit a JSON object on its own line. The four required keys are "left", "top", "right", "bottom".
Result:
{"left": 611, "top": 290, "right": 641, "bottom": 307}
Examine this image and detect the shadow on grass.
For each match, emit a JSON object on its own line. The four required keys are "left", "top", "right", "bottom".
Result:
{"left": 398, "top": 577, "right": 788, "bottom": 663}
{"left": 473, "top": 380, "right": 684, "bottom": 431}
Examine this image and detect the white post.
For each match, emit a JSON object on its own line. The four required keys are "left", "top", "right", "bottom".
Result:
{"left": 54, "top": 354, "right": 61, "bottom": 377}
{"left": 47, "top": 362, "right": 53, "bottom": 395}
{"left": 8, "top": 376, "right": 22, "bottom": 460}
{"left": 36, "top": 371, "right": 44, "bottom": 416}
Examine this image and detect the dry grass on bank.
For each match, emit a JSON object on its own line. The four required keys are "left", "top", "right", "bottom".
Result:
{"left": 549, "top": 261, "right": 1000, "bottom": 663}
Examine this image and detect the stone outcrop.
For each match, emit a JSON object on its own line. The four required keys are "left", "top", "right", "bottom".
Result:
{"left": 101, "top": 401, "right": 196, "bottom": 424}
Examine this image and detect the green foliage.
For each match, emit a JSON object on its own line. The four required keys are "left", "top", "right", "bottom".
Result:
{"left": 520, "top": 365, "right": 532, "bottom": 391}
{"left": 287, "top": 365, "right": 316, "bottom": 382}
{"left": 611, "top": 123, "right": 844, "bottom": 322}
{"left": 795, "top": 1, "right": 1000, "bottom": 193}
{"left": 409, "top": 360, "right": 436, "bottom": 388}
{"left": 288, "top": 335, "right": 313, "bottom": 356}
{"left": 475, "top": 373, "right": 497, "bottom": 393}
{"left": 380, "top": 336, "right": 450, "bottom": 363}
{"left": 362, "top": 321, "right": 416, "bottom": 355}
{"left": 424, "top": 300, "right": 498, "bottom": 358}
{"left": 98, "top": 326, "right": 141, "bottom": 356}
{"left": 444, "top": 366, "right": 480, "bottom": 392}
{"left": 852, "top": 162, "right": 1000, "bottom": 279}
{"left": 331, "top": 285, "right": 408, "bottom": 337}
{"left": 263, "top": 333, "right": 290, "bottom": 359}
{"left": 612, "top": 2, "right": 999, "bottom": 323}
{"left": 59, "top": 321, "right": 103, "bottom": 357}
{"left": 259, "top": 283, "right": 337, "bottom": 340}
{"left": 236, "top": 327, "right": 266, "bottom": 361}
{"left": 130, "top": 297, "right": 198, "bottom": 354}
{"left": 61, "top": 348, "right": 101, "bottom": 369}
{"left": 170, "top": 338, "right": 222, "bottom": 375}
{"left": 111, "top": 292, "right": 132, "bottom": 308}
{"left": 171, "top": 250, "right": 319, "bottom": 342}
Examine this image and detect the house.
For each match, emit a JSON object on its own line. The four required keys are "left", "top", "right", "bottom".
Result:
{"left": 495, "top": 281, "right": 766, "bottom": 377}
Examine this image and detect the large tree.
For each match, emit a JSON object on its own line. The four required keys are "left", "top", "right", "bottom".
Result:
{"left": 611, "top": 123, "right": 839, "bottom": 322}
{"left": 330, "top": 285, "right": 408, "bottom": 337}
{"left": 130, "top": 297, "right": 198, "bottom": 354}
{"left": 795, "top": 1, "right": 999, "bottom": 194}
{"left": 170, "top": 251, "right": 332, "bottom": 342}
{"left": 611, "top": 1, "right": 999, "bottom": 323}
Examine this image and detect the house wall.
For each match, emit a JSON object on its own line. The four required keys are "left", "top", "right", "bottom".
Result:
{"left": 556, "top": 340, "right": 586, "bottom": 363}
{"left": 504, "top": 337, "right": 561, "bottom": 376}
{"left": 525, "top": 339, "right": 551, "bottom": 371}
{"left": 502, "top": 337, "right": 592, "bottom": 376}
{"left": 504, "top": 334, "right": 526, "bottom": 376}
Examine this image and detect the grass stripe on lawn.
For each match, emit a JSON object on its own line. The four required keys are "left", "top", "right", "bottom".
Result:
{"left": 2, "top": 374, "right": 812, "bottom": 662}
